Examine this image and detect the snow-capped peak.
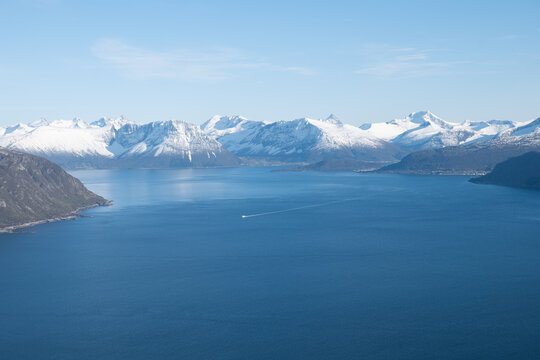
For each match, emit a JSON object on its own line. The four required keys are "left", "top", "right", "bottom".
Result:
{"left": 406, "top": 111, "right": 451, "bottom": 128}
{"left": 504, "top": 117, "right": 540, "bottom": 137}
{"left": 322, "top": 114, "right": 342, "bottom": 125}
{"left": 29, "top": 118, "right": 49, "bottom": 127}
{"left": 201, "top": 115, "right": 249, "bottom": 131}
{"left": 3, "top": 123, "right": 32, "bottom": 136}
{"left": 91, "top": 116, "right": 132, "bottom": 130}
{"left": 359, "top": 111, "right": 471, "bottom": 149}
{"left": 48, "top": 117, "right": 88, "bottom": 129}
{"left": 358, "top": 111, "right": 435, "bottom": 141}
{"left": 201, "top": 115, "right": 264, "bottom": 139}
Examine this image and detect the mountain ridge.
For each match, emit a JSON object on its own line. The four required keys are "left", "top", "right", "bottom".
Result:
{"left": 0, "top": 118, "right": 240, "bottom": 169}
{"left": 2, "top": 111, "right": 538, "bottom": 171}
{"left": 376, "top": 117, "right": 540, "bottom": 174}
{"left": 202, "top": 115, "right": 405, "bottom": 163}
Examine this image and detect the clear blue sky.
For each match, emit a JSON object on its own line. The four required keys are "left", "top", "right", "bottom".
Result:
{"left": 0, "top": 0, "right": 539, "bottom": 126}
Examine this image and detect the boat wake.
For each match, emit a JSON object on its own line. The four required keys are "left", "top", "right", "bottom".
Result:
{"left": 241, "top": 198, "right": 360, "bottom": 218}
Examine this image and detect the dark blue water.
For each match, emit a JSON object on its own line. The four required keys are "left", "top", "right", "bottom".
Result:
{"left": 2, "top": 168, "right": 540, "bottom": 359}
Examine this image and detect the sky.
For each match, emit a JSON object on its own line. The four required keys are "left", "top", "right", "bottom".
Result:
{"left": 0, "top": 0, "right": 539, "bottom": 126}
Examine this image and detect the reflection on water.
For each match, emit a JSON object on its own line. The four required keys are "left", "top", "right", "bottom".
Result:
{"left": 2, "top": 168, "right": 540, "bottom": 360}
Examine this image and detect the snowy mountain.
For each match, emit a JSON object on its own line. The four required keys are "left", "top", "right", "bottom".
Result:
{"left": 202, "top": 114, "right": 404, "bottom": 163}
{"left": 202, "top": 111, "right": 519, "bottom": 163}
{"left": 359, "top": 111, "right": 517, "bottom": 151}
{"left": 498, "top": 117, "right": 540, "bottom": 141}
{"left": 112, "top": 120, "right": 239, "bottom": 168}
{"left": 378, "top": 117, "right": 540, "bottom": 175}
{"left": 2, "top": 111, "right": 536, "bottom": 170}
{"left": 0, "top": 117, "right": 239, "bottom": 169}
{"left": 200, "top": 115, "right": 265, "bottom": 139}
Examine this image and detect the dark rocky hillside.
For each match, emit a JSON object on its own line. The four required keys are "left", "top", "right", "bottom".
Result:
{"left": 470, "top": 151, "right": 540, "bottom": 189}
{"left": 0, "top": 147, "right": 110, "bottom": 230}
{"left": 376, "top": 143, "right": 540, "bottom": 175}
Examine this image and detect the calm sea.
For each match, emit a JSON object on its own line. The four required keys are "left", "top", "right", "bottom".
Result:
{"left": 1, "top": 167, "right": 540, "bottom": 359}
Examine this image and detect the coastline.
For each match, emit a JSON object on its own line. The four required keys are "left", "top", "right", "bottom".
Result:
{"left": 370, "top": 170, "right": 489, "bottom": 176}
{"left": 0, "top": 201, "right": 112, "bottom": 233}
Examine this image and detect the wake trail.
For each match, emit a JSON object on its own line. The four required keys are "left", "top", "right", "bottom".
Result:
{"left": 241, "top": 198, "right": 361, "bottom": 218}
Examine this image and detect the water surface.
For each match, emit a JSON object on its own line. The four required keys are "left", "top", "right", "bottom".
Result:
{"left": 1, "top": 168, "right": 540, "bottom": 359}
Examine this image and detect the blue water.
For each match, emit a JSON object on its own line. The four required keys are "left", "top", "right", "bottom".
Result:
{"left": 2, "top": 168, "right": 540, "bottom": 359}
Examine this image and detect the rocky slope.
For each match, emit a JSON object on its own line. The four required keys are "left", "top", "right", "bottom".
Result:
{"left": 470, "top": 151, "right": 540, "bottom": 189}
{"left": 0, "top": 148, "right": 110, "bottom": 230}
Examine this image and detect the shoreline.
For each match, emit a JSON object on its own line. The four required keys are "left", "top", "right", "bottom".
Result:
{"left": 370, "top": 170, "right": 488, "bottom": 176}
{"left": 0, "top": 202, "right": 112, "bottom": 234}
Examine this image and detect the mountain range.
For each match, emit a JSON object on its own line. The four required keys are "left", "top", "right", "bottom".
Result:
{"left": 1, "top": 111, "right": 539, "bottom": 171}
{"left": 201, "top": 114, "right": 404, "bottom": 164}
{"left": 360, "top": 111, "right": 516, "bottom": 150}
{"left": 0, "top": 117, "right": 239, "bottom": 169}
{"left": 378, "top": 116, "right": 540, "bottom": 174}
